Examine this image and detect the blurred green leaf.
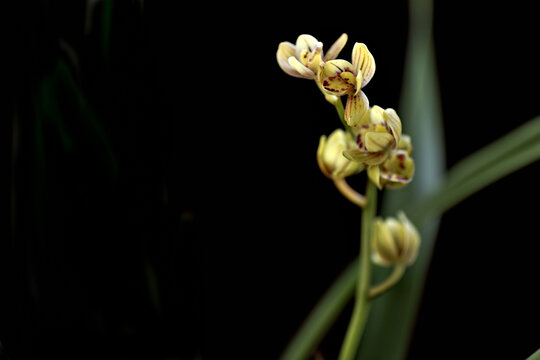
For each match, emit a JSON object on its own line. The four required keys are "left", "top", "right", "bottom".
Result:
{"left": 411, "top": 116, "right": 540, "bottom": 224}
{"left": 527, "top": 348, "right": 540, "bottom": 360}
{"left": 280, "top": 259, "right": 357, "bottom": 360}
{"left": 358, "top": 0, "right": 444, "bottom": 358}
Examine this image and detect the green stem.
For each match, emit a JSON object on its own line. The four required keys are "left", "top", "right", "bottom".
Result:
{"left": 316, "top": 79, "right": 354, "bottom": 136}
{"left": 338, "top": 180, "right": 377, "bottom": 360}
{"left": 333, "top": 98, "right": 355, "bottom": 137}
{"left": 279, "top": 259, "right": 358, "bottom": 360}
{"left": 369, "top": 265, "right": 405, "bottom": 300}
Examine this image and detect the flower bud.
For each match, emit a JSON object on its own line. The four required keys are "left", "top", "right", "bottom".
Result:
{"left": 371, "top": 211, "right": 420, "bottom": 267}
{"left": 343, "top": 105, "right": 402, "bottom": 167}
{"left": 366, "top": 134, "right": 415, "bottom": 189}
{"left": 317, "top": 129, "right": 364, "bottom": 179}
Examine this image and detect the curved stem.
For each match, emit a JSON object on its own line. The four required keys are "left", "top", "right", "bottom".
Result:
{"left": 369, "top": 265, "right": 405, "bottom": 300}
{"left": 338, "top": 180, "right": 377, "bottom": 360}
{"left": 333, "top": 178, "right": 366, "bottom": 208}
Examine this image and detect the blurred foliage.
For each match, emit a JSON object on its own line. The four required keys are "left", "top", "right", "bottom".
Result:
{"left": 6, "top": 1, "right": 202, "bottom": 358}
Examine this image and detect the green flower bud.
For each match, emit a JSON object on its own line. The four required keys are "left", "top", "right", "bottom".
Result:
{"left": 371, "top": 211, "right": 420, "bottom": 267}
{"left": 317, "top": 129, "right": 364, "bottom": 179}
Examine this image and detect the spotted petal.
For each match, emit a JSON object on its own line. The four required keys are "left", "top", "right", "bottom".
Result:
{"left": 324, "top": 33, "right": 348, "bottom": 61}
{"left": 380, "top": 150, "right": 415, "bottom": 189}
{"left": 319, "top": 60, "right": 356, "bottom": 95}
{"left": 352, "top": 43, "right": 376, "bottom": 89}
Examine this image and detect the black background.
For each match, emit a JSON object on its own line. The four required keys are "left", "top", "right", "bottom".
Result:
{"left": 4, "top": 1, "right": 540, "bottom": 359}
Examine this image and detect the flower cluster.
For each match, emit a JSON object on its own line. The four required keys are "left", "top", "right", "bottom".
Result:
{"left": 277, "top": 33, "right": 420, "bottom": 271}
{"left": 277, "top": 34, "right": 424, "bottom": 360}
{"left": 277, "top": 34, "right": 415, "bottom": 190}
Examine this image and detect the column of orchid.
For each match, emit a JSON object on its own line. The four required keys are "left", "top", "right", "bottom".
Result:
{"left": 277, "top": 34, "right": 421, "bottom": 360}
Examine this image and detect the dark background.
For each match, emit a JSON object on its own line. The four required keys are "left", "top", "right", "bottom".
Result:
{"left": 4, "top": 1, "right": 540, "bottom": 359}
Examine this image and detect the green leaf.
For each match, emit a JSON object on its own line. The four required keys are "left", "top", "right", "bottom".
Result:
{"left": 527, "top": 348, "right": 540, "bottom": 360}
{"left": 280, "top": 259, "right": 358, "bottom": 360}
{"left": 411, "top": 117, "right": 540, "bottom": 224}
{"left": 358, "top": 0, "right": 445, "bottom": 358}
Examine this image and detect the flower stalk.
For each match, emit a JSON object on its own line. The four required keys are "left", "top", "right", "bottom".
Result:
{"left": 338, "top": 180, "right": 377, "bottom": 360}
{"left": 277, "top": 32, "right": 421, "bottom": 359}
{"left": 369, "top": 265, "right": 405, "bottom": 300}
{"left": 333, "top": 178, "right": 366, "bottom": 208}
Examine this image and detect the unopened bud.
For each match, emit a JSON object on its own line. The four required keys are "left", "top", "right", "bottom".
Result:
{"left": 317, "top": 129, "right": 364, "bottom": 179}
{"left": 371, "top": 211, "right": 420, "bottom": 267}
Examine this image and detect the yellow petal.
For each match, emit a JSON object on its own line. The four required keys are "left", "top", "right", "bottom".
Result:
{"left": 354, "top": 71, "right": 364, "bottom": 96}
{"left": 324, "top": 59, "right": 355, "bottom": 75}
{"left": 398, "top": 134, "right": 413, "bottom": 155}
{"left": 399, "top": 212, "right": 420, "bottom": 265}
{"left": 380, "top": 150, "right": 415, "bottom": 189}
{"left": 371, "top": 219, "right": 399, "bottom": 266}
{"left": 364, "top": 132, "right": 394, "bottom": 153}
{"left": 384, "top": 108, "right": 402, "bottom": 147}
{"left": 324, "top": 33, "right": 348, "bottom": 61}
{"left": 277, "top": 42, "right": 306, "bottom": 78}
{"left": 306, "top": 42, "right": 324, "bottom": 72}
{"left": 344, "top": 92, "right": 369, "bottom": 127}
{"left": 316, "top": 135, "right": 331, "bottom": 178}
{"left": 295, "top": 34, "right": 320, "bottom": 59}
{"left": 343, "top": 148, "right": 387, "bottom": 165}
{"left": 352, "top": 43, "right": 375, "bottom": 88}
{"left": 369, "top": 105, "right": 385, "bottom": 125}
{"left": 367, "top": 165, "right": 382, "bottom": 189}
{"left": 288, "top": 56, "right": 315, "bottom": 78}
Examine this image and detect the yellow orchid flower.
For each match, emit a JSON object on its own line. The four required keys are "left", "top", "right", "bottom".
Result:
{"left": 318, "top": 42, "right": 376, "bottom": 126}
{"left": 367, "top": 135, "right": 415, "bottom": 189}
{"left": 371, "top": 211, "right": 420, "bottom": 267}
{"left": 276, "top": 33, "right": 348, "bottom": 79}
{"left": 317, "top": 128, "right": 364, "bottom": 179}
{"left": 342, "top": 105, "right": 402, "bottom": 167}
